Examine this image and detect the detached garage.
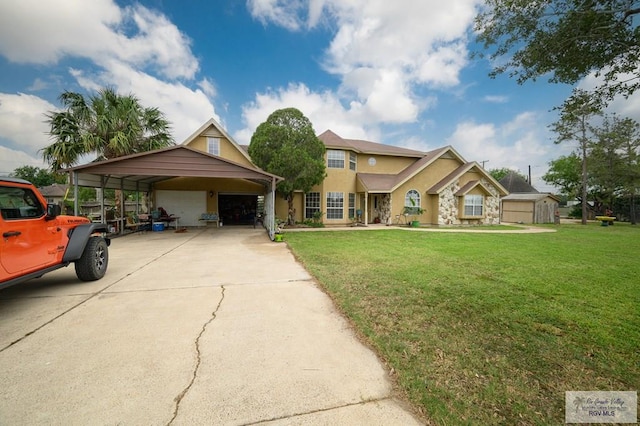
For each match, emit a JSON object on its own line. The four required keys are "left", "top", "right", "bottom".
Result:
{"left": 501, "top": 193, "right": 560, "bottom": 224}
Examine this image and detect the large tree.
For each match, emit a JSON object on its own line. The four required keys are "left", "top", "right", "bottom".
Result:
{"left": 543, "top": 153, "right": 583, "bottom": 199}
{"left": 10, "top": 166, "right": 66, "bottom": 187}
{"left": 550, "top": 90, "right": 603, "bottom": 224}
{"left": 597, "top": 115, "right": 640, "bottom": 224}
{"left": 42, "top": 87, "right": 174, "bottom": 171}
{"left": 590, "top": 114, "right": 627, "bottom": 212}
{"left": 248, "top": 108, "right": 326, "bottom": 225}
{"left": 43, "top": 87, "right": 174, "bottom": 219}
{"left": 475, "top": 0, "right": 640, "bottom": 101}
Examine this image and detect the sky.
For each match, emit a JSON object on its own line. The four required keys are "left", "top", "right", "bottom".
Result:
{"left": 1, "top": 0, "right": 639, "bottom": 192}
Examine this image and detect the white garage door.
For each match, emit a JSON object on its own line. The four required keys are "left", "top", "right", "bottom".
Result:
{"left": 156, "top": 190, "right": 206, "bottom": 227}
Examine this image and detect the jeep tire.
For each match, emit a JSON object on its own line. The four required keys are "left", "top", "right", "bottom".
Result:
{"left": 75, "top": 236, "right": 109, "bottom": 281}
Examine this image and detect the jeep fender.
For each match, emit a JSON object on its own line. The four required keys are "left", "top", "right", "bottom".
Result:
{"left": 62, "top": 223, "right": 111, "bottom": 262}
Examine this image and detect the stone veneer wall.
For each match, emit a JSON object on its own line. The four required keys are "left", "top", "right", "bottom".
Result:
{"left": 438, "top": 179, "right": 501, "bottom": 225}
{"left": 378, "top": 193, "right": 391, "bottom": 224}
{"left": 481, "top": 178, "right": 501, "bottom": 224}
{"left": 438, "top": 182, "right": 460, "bottom": 225}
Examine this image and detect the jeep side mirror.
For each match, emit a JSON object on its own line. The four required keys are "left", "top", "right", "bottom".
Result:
{"left": 46, "top": 204, "right": 62, "bottom": 219}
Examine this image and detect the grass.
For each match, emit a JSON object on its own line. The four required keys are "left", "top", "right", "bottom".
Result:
{"left": 284, "top": 223, "right": 640, "bottom": 425}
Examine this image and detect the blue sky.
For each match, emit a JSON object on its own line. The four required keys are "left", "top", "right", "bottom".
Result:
{"left": 1, "top": 0, "right": 638, "bottom": 191}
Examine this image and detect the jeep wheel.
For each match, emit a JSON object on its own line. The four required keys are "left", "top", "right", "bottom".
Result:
{"left": 75, "top": 236, "right": 109, "bottom": 281}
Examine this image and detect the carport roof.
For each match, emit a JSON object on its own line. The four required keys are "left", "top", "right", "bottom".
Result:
{"left": 64, "top": 145, "right": 282, "bottom": 191}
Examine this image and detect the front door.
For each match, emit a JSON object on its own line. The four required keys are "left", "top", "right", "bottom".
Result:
{"left": 368, "top": 195, "right": 379, "bottom": 223}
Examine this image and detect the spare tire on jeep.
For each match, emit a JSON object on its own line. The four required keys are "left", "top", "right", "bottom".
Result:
{"left": 75, "top": 236, "right": 109, "bottom": 281}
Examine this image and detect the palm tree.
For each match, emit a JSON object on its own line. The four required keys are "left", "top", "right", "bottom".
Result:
{"left": 42, "top": 87, "right": 175, "bottom": 220}
{"left": 42, "top": 87, "right": 174, "bottom": 169}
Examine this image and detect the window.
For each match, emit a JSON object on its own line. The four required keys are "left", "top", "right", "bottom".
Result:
{"left": 349, "top": 152, "right": 356, "bottom": 171}
{"left": 404, "top": 189, "right": 421, "bottom": 214}
{"left": 348, "top": 193, "right": 355, "bottom": 218}
{"left": 326, "top": 192, "right": 344, "bottom": 219}
{"left": 207, "top": 137, "right": 220, "bottom": 156}
{"left": 327, "top": 150, "right": 344, "bottom": 168}
{"left": 305, "top": 192, "right": 320, "bottom": 219}
{"left": 0, "top": 187, "right": 44, "bottom": 220}
{"left": 464, "top": 194, "right": 484, "bottom": 216}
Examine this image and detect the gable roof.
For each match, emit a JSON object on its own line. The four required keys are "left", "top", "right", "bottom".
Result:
{"left": 318, "top": 130, "right": 426, "bottom": 157}
{"left": 38, "top": 183, "right": 68, "bottom": 197}
{"left": 181, "top": 117, "right": 254, "bottom": 164}
{"left": 455, "top": 180, "right": 494, "bottom": 196}
{"left": 356, "top": 146, "right": 463, "bottom": 192}
{"left": 65, "top": 145, "right": 282, "bottom": 191}
{"left": 356, "top": 173, "right": 397, "bottom": 193}
{"left": 499, "top": 171, "right": 538, "bottom": 193}
{"left": 428, "top": 162, "right": 509, "bottom": 196}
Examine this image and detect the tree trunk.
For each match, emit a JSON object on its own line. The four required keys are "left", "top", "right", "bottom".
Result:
{"left": 286, "top": 193, "right": 295, "bottom": 225}
{"left": 581, "top": 121, "right": 588, "bottom": 225}
{"left": 631, "top": 192, "right": 637, "bottom": 225}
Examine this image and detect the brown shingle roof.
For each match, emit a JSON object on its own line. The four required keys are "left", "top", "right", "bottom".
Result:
{"left": 357, "top": 173, "right": 397, "bottom": 192}
{"left": 428, "top": 163, "right": 509, "bottom": 196}
{"left": 318, "top": 130, "right": 426, "bottom": 157}
{"left": 499, "top": 171, "right": 538, "bottom": 193}
{"left": 356, "top": 146, "right": 454, "bottom": 192}
{"left": 38, "top": 183, "right": 68, "bottom": 197}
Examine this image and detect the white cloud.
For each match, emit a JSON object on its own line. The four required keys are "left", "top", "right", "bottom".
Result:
{"left": 0, "top": 145, "right": 49, "bottom": 176}
{"left": 446, "top": 113, "right": 567, "bottom": 191}
{"left": 0, "top": 0, "right": 218, "bottom": 162}
{"left": 0, "top": 93, "right": 55, "bottom": 152}
{"left": 69, "top": 61, "right": 218, "bottom": 143}
{"left": 0, "top": 1, "right": 198, "bottom": 80}
{"left": 241, "top": 0, "right": 482, "bottom": 151}
{"left": 0, "top": 93, "right": 56, "bottom": 174}
{"left": 243, "top": 0, "right": 480, "bottom": 137}
{"left": 236, "top": 83, "right": 370, "bottom": 144}
{"left": 577, "top": 69, "right": 640, "bottom": 121}
{"left": 483, "top": 95, "right": 508, "bottom": 103}
{"left": 0, "top": 0, "right": 121, "bottom": 64}
{"left": 247, "top": 0, "right": 307, "bottom": 31}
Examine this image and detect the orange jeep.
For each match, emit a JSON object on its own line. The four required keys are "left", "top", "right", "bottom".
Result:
{"left": 0, "top": 177, "right": 110, "bottom": 290}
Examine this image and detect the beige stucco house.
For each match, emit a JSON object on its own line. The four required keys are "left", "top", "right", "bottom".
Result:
{"left": 274, "top": 130, "right": 508, "bottom": 226}
{"left": 67, "top": 118, "right": 508, "bottom": 234}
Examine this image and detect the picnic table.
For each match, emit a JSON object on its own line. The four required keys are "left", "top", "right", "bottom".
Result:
{"left": 595, "top": 216, "right": 615, "bottom": 226}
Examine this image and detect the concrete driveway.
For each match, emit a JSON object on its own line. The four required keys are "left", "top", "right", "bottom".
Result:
{"left": 0, "top": 227, "right": 423, "bottom": 425}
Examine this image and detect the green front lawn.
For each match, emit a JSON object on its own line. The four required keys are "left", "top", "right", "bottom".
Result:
{"left": 285, "top": 224, "right": 640, "bottom": 425}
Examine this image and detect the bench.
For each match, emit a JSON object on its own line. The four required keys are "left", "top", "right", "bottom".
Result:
{"left": 199, "top": 213, "right": 220, "bottom": 227}
{"left": 595, "top": 216, "right": 615, "bottom": 226}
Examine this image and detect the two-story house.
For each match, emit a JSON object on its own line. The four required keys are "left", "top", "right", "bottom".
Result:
{"left": 66, "top": 118, "right": 507, "bottom": 235}
{"left": 278, "top": 129, "right": 507, "bottom": 226}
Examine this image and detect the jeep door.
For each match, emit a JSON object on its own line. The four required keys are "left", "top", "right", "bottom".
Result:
{"left": 0, "top": 186, "right": 63, "bottom": 275}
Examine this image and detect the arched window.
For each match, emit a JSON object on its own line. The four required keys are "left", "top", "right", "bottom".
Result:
{"left": 405, "top": 189, "right": 421, "bottom": 213}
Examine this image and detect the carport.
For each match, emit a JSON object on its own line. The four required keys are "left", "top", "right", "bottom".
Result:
{"left": 65, "top": 146, "right": 282, "bottom": 238}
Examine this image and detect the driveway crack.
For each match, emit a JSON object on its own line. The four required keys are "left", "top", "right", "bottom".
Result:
{"left": 167, "top": 285, "right": 226, "bottom": 425}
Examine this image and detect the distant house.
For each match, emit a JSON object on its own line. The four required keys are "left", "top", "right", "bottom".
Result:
{"left": 499, "top": 172, "right": 559, "bottom": 224}
{"left": 38, "top": 183, "right": 68, "bottom": 206}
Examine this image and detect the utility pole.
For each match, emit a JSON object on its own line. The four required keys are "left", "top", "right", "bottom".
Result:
{"left": 481, "top": 160, "right": 489, "bottom": 169}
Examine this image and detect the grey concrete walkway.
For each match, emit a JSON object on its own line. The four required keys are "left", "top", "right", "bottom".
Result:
{"left": 0, "top": 227, "right": 423, "bottom": 425}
